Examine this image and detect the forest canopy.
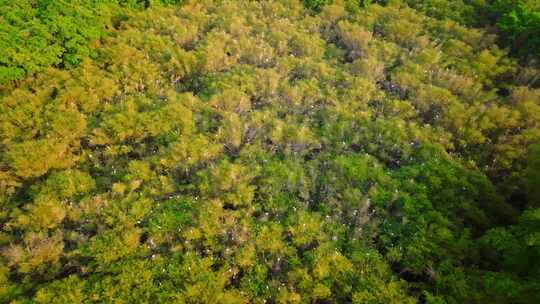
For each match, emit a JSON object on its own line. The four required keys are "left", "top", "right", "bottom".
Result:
{"left": 0, "top": 0, "right": 539, "bottom": 303}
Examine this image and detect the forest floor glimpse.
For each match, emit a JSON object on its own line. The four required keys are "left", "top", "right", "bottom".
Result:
{"left": 0, "top": 0, "right": 539, "bottom": 303}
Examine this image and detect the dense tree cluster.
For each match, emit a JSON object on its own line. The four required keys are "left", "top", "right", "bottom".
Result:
{"left": 404, "top": 0, "right": 540, "bottom": 62}
{"left": 0, "top": 0, "right": 183, "bottom": 83}
{"left": 0, "top": 0, "right": 539, "bottom": 303}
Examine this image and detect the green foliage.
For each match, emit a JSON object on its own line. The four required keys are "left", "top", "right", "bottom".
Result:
{"left": 404, "top": 0, "right": 540, "bottom": 61}
{"left": 304, "top": 0, "right": 333, "bottom": 11}
{"left": 405, "top": 0, "right": 478, "bottom": 25}
{"left": 0, "top": 0, "right": 539, "bottom": 303}
{"left": 526, "top": 143, "right": 540, "bottom": 207}
{"left": 494, "top": 0, "right": 540, "bottom": 58}
{"left": 480, "top": 207, "right": 540, "bottom": 303}
{"left": 0, "top": 0, "right": 108, "bottom": 83}
{"left": 0, "top": 0, "right": 185, "bottom": 84}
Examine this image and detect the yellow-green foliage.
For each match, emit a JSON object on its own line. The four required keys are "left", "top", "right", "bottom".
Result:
{"left": 0, "top": 1, "right": 539, "bottom": 303}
